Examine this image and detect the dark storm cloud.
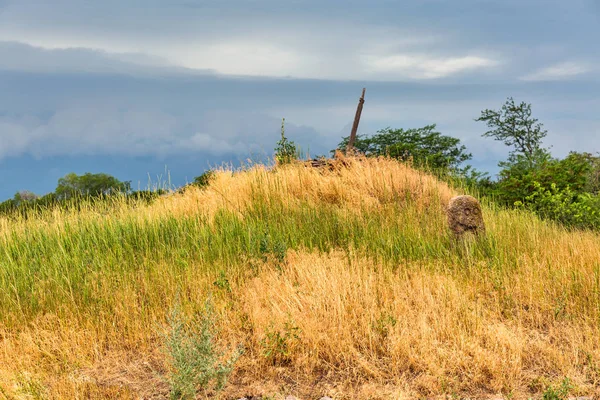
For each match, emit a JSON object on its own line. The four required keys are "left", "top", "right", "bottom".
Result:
{"left": 0, "top": 0, "right": 599, "bottom": 200}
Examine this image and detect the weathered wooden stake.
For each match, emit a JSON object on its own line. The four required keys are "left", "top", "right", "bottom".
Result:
{"left": 346, "top": 87, "right": 366, "bottom": 154}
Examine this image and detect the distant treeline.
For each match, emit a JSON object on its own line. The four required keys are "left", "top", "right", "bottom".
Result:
{"left": 0, "top": 170, "right": 217, "bottom": 219}
{"left": 0, "top": 172, "right": 162, "bottom": 219}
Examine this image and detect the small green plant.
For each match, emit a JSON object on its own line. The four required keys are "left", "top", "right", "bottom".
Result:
{"left": 163, "top": 299, "right": 242, "bottom": 400}
{"left": 542, "top": 377, "right": 572, "bottom": 400}
{"left": 372, "top": 311, "right": 398, "bottom": 340}
{"left": 258, "top": 230, "right": 287, "bottom": 264}
{"left": 261, "top": 320, "right": 300, "bottom": 365}
{"left": 213, "top": 270, "right": 231, "bottom": 292}
{"left": 274, "top": 118, "right": 299, "bottom": 165}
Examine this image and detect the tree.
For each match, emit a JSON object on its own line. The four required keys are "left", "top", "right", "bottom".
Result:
{"left": 334, "top": 124, "right": 473, "bottom": 172}
{"left": 477, "top": 98, "right": 600, "bottom": 212}
{"left": 493, "top": 152, "right": 599, "bottom": 206}
{"left": 55, "top": 172, "right": 131, "bottom": 200}
{"left": 584, "top": 152, "right": 600, "bottom": 194}
{"left": 13, "top": 190, "right": 38, "bottom": 206}
{"left": 476, "top": 97, "right": 550, "bottom": 168}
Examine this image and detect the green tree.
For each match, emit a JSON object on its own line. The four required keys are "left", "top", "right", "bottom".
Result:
{"left": 335, "top": 124, "right": 473, "bottom": 173}
{"left": 477, "top": 98, "right": 552, "bottom": 204}
{"left": 55, "top": 172, "right": 131, "bottom": 200}
{"left": 477, "top": 98, "right": 600, "bottom": 206}
{"left": 13, "top": 190, "right": 38, "bottom": 206}
{"left": 476, "top": 97, "right": 550, "bottom": 168}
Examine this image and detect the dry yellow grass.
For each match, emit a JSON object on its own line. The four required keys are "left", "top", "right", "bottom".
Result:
{"left": 0, "top": 157, "right": 599, "bottom": 399}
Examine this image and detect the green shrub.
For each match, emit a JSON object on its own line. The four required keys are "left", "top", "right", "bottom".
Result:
{"left": 261, "top": 320, "right": 300, "bottom": 365}
{"left": 192, "top": 170, "right": 216, "bottom": 189}
{"left": 274, "top": 118, "right": 299, "bottom": 165}
{"left": 542, "top": 377, "right": 572, "bottom": 400}
{"left": 163, "top": 300, "right": 242, "bottom": 399}
{"left": 519, "top": 182, "right": 600, "bottom": 230}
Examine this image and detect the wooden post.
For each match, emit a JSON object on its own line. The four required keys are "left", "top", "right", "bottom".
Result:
{"left": 346, "top": 88, "right": 366, "bottom": 154}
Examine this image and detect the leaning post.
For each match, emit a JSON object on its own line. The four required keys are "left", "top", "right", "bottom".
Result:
{"left": 346, "top": 88, "right": 366, "bottom": 155}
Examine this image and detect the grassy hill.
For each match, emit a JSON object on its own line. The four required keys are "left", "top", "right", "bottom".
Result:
{"left": 1, "top": 157, "right": 599, "bottom": 399}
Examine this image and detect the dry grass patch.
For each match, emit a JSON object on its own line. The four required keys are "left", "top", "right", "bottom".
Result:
{"left": 234, "top": 250, "right": 600, "bottom": 398}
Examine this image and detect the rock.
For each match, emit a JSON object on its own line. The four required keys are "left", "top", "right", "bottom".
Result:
{"left": 284, "top": 396, "right": 299, "bottom": 400}
{"left": 447, "top": 195, "right": 486, "bottom": 238}
{"left": 319, "top": 397, "right": 333, "bottom": 400}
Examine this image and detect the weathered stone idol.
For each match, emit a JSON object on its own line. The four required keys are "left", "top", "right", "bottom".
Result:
{"left": 447, "top": 195, "right": 486, "bottom": 238}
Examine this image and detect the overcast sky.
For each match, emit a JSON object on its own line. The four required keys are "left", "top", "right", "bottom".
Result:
{"left": 1, "top": 0, "right": 599, "bottom": 200}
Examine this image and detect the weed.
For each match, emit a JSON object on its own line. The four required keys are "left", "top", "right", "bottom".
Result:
{"left": 162, "top": 299, "right": 242, "bottom": 399}
{"left": 542, "top": 377, "right": 572, "bottom": 400}
{"left": 261, "top": 320, "right": 300, "bottom": 365}
{"left": 258, "top": 230, "right": 287, "bottom": 264}
{"left": 213, "top": 270, "right": 231, "bottom": 292}
{"left": 373, "top": 311, "right": 397, "bottom": 340}
{"left": 274, "top": 118, "right": 299, "bottom": 165}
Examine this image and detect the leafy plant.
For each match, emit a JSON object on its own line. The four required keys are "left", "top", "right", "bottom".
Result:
{"left": 213, "top": 270, "right": 231, "bottom": 292}
{"left": 372, "top": 311, "right": 398, "bottom": 340}
{"left": 274, "top": 118, "right": 299, "bottom": 165}
{"left": 163, "top": 299, "right": 242, "bottom": 399}
{"left": 520, "top": 182, "right": 600, "bottom": 230}
{"left": 542, "top": 377, "right": 572, "bottom": 400}
{"left": 258, "top": 230, "right": 287, "bottom": 264}
{"left": 261, "top": 320, "right": 300, "bottom": 365}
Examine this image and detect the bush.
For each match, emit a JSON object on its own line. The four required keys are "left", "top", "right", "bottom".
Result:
{"left": 192, "top": 170, "right": 216, "bottom": 189}
{"left": 519, "top": 182, "right": 600, "bottom": 230}
{"left": 493, "top": 152, "right": 600, "bottom": 206}
{"left": 162, "top": 300, "right": 242, "bottom": 399}
{"left": 334, "top": 124, "right": 473, "bottom": 173}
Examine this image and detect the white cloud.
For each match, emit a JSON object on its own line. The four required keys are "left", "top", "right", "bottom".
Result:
{"left": 0, "top": 2, "right": 499, "bottom": 83}
{"left": 364, "top": 54, "right": 498, "bottom": 79}
{"left": 520, "top": 61, "right": 591, "bottom": 81}
{"left": 169, "top": 41, "right": 304, "bottom": 78}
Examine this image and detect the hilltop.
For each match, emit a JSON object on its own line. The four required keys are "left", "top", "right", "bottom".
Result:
{"left": 0, "top": 157, "right": 599, "bottom": 399}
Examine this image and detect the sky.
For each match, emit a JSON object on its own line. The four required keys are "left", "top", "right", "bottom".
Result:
{"left": 1, "top": 0, "right": 599, "bottom": 200}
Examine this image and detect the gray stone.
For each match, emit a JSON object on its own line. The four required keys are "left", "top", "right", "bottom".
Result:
{"left": 447, "top": 195, "right": 486, "bottom": 238}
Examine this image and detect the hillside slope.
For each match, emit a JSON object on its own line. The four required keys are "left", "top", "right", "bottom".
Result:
{"left": 1, "top": 157, "right": 599, "bottom": 399}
